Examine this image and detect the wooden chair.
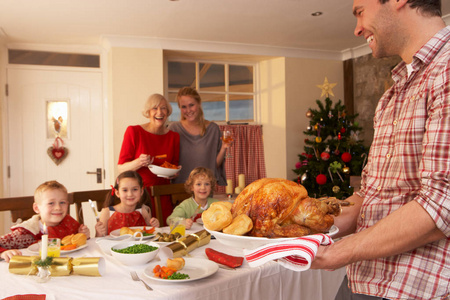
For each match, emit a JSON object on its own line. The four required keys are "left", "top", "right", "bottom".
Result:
{"left": 70, "top": 189, "right": 110, "bottom": 238}
{"left": 0, "top": 195, "right": 35, "bottom": 224}
{"left": 150, "top": 183, "right": 191, "bottom": 225}
{"left": 0, "top": 195, "right": 79, "bottom": 225}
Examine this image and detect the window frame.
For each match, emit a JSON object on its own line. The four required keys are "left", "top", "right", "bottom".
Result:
{"left": 165, "top": 58, "right": 259, "bottom": 124}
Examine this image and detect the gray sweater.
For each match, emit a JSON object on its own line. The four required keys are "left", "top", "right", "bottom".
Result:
{"left": 168, "top": 121, "right": 227, "bottom": 186}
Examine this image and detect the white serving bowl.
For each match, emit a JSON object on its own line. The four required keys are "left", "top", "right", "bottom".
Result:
{"left": 148, "top": 164, "right": 181, "bottom": 178}
{"left": 111, "top": 241, "right": 160, "bottom": 266}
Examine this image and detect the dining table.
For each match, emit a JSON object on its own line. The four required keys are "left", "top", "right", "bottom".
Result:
{"left": 0, "top": 222, "right": 346, "bottom": 300}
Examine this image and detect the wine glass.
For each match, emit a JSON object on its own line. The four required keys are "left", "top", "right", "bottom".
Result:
{"left": 222, "top": 130, "right": 234, "bottom": 158}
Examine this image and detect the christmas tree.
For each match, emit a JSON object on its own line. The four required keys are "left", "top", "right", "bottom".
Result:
{"left": 293, "top": 96, "right": 369, "bottom": 200}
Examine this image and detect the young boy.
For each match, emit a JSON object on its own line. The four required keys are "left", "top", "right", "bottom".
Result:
{"left": 167, "top": 167, "right": 219, "bottom": 229}
{"left": 0, "top": 181, "right": 90, "bottom": 262}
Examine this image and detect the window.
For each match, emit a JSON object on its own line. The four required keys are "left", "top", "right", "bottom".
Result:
{"left": 166, "top": 61, "right": 255, "bottom": 122}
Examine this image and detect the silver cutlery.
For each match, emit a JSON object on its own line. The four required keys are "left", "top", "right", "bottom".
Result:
{"left": 88, "top": 199, "right": 99, "bottom": 222}
{"left": 130, "top": 271, "right": 152, "bottom": 291}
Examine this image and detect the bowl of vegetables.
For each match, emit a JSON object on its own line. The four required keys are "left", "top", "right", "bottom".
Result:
{"left": 111, "top": 241, "right": 160, "bottom": 266}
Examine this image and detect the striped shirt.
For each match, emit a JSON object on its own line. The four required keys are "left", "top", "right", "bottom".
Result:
{"left": 350, "top": 26, "right": 450, "bottom": 300}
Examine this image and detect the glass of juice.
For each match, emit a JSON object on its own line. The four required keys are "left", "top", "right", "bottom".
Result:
{"left": 169, "top": 217, "right": 186, "bottom": 237}
{"left": 39, "top": 238, "right": 61, "bottom": 257}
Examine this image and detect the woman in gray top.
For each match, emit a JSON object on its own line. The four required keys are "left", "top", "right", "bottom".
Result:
{"left": 168, "top": 87, "right": 229, "bottom": 186}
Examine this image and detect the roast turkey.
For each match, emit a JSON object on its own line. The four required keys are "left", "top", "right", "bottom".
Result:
{"left": 231, "top": 178, "right": 341, "bottom": 238}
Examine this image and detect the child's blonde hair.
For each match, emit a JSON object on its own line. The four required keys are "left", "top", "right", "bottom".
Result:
{"left": 184, "top": 167, "right": 216, "bottom": 197}
{"left": 34, "top": 180, "right": 68, "bottom": 203}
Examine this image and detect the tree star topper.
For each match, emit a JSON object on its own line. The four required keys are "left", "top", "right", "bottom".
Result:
{"left": 317, "top": 77, "right": 337, "bottom": 98}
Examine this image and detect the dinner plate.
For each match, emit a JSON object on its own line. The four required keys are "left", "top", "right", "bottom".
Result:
{"left": 204, "top": 225, "right": 339, "bottom": 250}
{"left": 143, "top": 258, "right": 219, "bottom": 282}
{"left": 110, "top": 226, "right": 157, "bottom": 240}
{"left": 27, "top": 243, "right": 88, "bottom": 255}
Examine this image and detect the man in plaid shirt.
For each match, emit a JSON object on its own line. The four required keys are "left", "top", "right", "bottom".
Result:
{"left": 312, "top": 1, "right": 449, "bottom": 299}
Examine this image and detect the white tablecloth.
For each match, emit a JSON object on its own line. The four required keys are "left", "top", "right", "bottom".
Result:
{"left": 0, "top": 223, "right": 346, "bottom": 300}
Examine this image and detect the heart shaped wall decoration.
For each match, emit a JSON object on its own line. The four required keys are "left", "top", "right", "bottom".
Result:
{"left": 47, "top": 137, "right": 69, "bottom": 165}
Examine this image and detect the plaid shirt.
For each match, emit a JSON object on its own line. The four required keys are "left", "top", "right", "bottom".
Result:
{"left": 350, "top": 26, "right": 450, "bottom": 300}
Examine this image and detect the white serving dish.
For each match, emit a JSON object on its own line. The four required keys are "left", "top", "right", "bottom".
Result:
{"left": 204, "top": 225, "right": 339, "bottom": 250}
{"left": 148, "top": 164, "right": 181, "bottom": 178}
{"left": 111, "top": 241, "right": 160, "bottom": 266}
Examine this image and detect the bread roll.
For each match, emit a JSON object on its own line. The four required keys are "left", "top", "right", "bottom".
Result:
{"left": 167, "top": 257, "right": 185, "bottom": 271}
{"left": 223, "top": 214, "right": 253, "bottom": 235}
{"left": 202, "top": 202, "right": 233, "bottom": 231}
{"left": 119, "top": 227, "right": 134, "bottom": 236}
{"left": 71, "top": 233, "right": 87, "bottom": 246}
{"left": 214, "top": 201, "right": 232, "bottom": 211}
{"left": 61, "top": 234, "right": 74, "bottom": 246}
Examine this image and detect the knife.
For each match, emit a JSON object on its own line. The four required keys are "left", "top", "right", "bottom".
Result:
{"left": 88, "top": 199, "right": 99, "bottom": 222}
{"left": 191, "top": 204, "right": 202, "bottom": 220}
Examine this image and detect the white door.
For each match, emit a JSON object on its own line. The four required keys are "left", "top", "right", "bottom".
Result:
{"left": 6, "top": 67, "right": 105, "bottom": 196}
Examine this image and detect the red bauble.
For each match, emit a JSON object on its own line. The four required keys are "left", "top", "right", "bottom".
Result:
{"left": 340, "top": 127, "right": 346, "bottom": 134}
{"left": 320, "top": 152, "right": 330, "bottom": 161}
{"left": 316, "top": 174, "right": 327, "bottom": 185}
{"left": 341, "top": 152, "right": 352, "bottom": 163}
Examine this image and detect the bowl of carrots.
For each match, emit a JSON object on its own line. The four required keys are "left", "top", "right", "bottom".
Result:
{"left": 148, "top": 163, "right": 181, "bottom": 178}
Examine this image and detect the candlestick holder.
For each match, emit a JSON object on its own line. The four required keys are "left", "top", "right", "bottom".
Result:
{"left": 36, "top": 266, "right": 51, "bottom": 283}
{"left": 34, "top": 256, "right": 53, "bottom": 283}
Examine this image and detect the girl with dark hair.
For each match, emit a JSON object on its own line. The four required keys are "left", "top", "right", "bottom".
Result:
{"left": 95, "top": 171, "right": 160, "bottom": 236}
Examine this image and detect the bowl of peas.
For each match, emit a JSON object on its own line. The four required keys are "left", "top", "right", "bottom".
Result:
{"left": 111, "top": 241, "right": 160, "bottom": 266}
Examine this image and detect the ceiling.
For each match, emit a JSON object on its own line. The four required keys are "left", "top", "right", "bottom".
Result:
{"left": 0, "top": 0, "right": 449, "bottom": 58}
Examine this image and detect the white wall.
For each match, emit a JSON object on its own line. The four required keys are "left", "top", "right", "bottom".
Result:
{"left": 108, "top": 47, "right": 164, "bottom": 179}
{"left": 285, "top": 57, "right": 344, "bottom": 181}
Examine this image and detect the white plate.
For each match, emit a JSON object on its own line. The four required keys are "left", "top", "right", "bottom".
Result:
{"left": 110, "top": 226, "right": 157, "bottom": 240}
{"left": 196, "top": 218, "right": 204, "bottom": 225}
{"left": 205, "top": 225, "right": 339, "bottom": 250}
{"left": 144, "top": 258, "right": 218, "bottom": 282}
{"left": 27, "top": 243, "right": 88, "bottom": 255}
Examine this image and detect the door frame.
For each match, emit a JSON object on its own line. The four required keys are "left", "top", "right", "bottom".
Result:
{"left": 0, "top": 45, "right": 111, "bottom": 197}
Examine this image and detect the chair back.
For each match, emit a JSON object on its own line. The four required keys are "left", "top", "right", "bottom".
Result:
{"left": 0, "top": 195, "right": 35, "bottom": 223}
{"left": 70, "top": 189, "right": 110, "bottom": 238}
{"left": 150, "top": 183, "right": 191, "bottom": 225}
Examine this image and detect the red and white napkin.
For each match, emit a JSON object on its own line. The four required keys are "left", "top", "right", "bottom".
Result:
{"left": 243, "top": 234, "right": 333, "bottom": 271}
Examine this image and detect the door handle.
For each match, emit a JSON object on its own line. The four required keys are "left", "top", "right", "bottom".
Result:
{"left": 86, "top": 168, "right": 102, "bottom": 183}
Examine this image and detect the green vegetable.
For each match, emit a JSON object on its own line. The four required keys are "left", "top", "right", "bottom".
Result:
{"left": 167, "top": 272, "right": 190, "bottom": 280}
{"left": 112, "top": 244, "right": 158, "bottom": 254}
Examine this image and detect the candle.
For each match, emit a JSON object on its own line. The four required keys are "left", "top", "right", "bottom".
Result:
{"left": 235, "top": 187, "right": 242, "bottom": 195}
{"left": 226, "top": 179, "right": 233, "bottom": 195}
{"left": 238, "top": 174, "right": 245, "bottom": 189}
{"left": 41, "top": 223, "right": 48, "bottom": 260}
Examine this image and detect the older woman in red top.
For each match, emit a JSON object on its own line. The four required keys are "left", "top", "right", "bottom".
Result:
{"left": 118, "top": 94, "right": 180, "bottom": 226}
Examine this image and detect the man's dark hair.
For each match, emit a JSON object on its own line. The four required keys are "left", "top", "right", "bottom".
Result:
{"left": 379, "top": 0, "right": 441, "bottom": 17}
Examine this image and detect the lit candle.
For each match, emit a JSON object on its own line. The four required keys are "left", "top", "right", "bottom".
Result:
{"left": 226, "top": 179, "right": 233, "bottom": 195}
{"left": 238, "top": 174, "right": 245, "bottom": 189}
{"left": 41, "top": 223, "right": 48, "bottom": 260}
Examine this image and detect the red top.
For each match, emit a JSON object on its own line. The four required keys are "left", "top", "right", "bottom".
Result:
{"left": 107, "top": 211, "right": 146, "bottom": 234}
{"left": 118, "top": 125, "right": 180, "bottom": 225}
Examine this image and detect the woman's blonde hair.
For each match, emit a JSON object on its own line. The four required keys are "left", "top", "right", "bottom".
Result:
{"left": 142, "top": 93, "right": 172, "bottom": 119}
{"left": 176, "top": 87, "right": 207, "bottom": 136}
{"left": 184, "top": 167, "right": 216, "bottom": 197}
